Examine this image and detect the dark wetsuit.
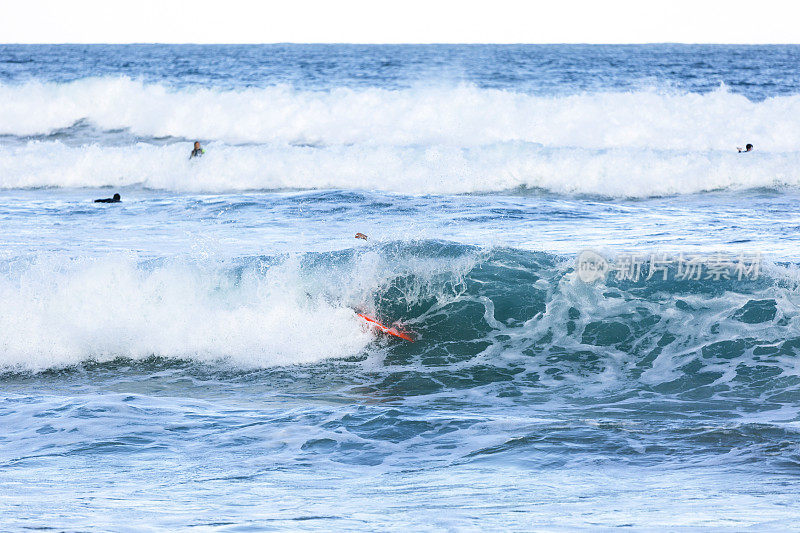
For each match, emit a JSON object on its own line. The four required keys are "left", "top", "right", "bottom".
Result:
{"left": 95, "top": 195, "right": 121, "bottom": 203}
{"left": 190, "top": 148, "right": 204, "bottom": 158}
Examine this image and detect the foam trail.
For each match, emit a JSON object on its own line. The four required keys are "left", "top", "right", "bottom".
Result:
{"left": 2, "top": 141, "right": 800, "bottom": 196}
{"left": 2, "top": 77, "right": 800, "bottom": 150}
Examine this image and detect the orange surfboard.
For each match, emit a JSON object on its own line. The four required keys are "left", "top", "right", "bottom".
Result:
{"left": 357, "top": 313, "right": 415, "bottom": 342}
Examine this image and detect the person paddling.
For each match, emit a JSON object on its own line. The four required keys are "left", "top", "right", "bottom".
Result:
{"left": 94, "top": 193, "right": 121, "bottom": 203}
{"left": 737, "top": 143, "right": 753, "bottom": 153}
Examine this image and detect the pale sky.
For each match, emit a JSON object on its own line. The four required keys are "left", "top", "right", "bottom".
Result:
{"left": 1, "top": 0, "right": 799, "bottom": 44}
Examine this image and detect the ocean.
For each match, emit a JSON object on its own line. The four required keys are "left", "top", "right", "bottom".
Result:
{"left": 0, "top": 44, "right": 799, "bottom": 530}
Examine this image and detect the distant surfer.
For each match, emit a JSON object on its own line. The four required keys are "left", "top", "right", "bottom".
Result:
{"left": 94, "top": 193, "right": 121, "bottom": 203}
{"left": 737, "top": 143, "right": 753, "bottom": 153}
{"left": 355, "top": 232, "right": 368, "bottom": 240}
{"left": 190, "top": 141, "right": 205, "bottom": 159}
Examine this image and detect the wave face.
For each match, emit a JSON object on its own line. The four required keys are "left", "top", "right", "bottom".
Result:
{"left": 2, "top": 79, "right": 800, "bottom": 195}
{"left": 3, "top": 243, "right": 799, "bottom": 410}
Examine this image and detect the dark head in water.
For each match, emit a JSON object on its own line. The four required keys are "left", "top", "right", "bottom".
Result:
{"left": 94, "top": 193, "right": 121, "bottom": 203}
{"left": 738, "top": 143, "right": 754, "bottom": 153}
{"left": 190, "top": 141, "right": 204, "bottom": 158}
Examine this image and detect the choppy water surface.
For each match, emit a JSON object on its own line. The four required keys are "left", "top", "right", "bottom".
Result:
{"left": 1, "top": 45, "right": 799, "bottom": 530}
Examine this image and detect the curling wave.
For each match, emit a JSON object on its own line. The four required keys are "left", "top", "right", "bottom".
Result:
{"left": 2, "top": 242, "right": 799, "bottom": 411}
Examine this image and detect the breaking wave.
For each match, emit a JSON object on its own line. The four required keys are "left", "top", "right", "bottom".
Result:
{"left": 2, "top": 140, "right": 800, "bottom": 196}
{"left": 2, "top": 242, "right": 799, "bottom": 415}
{"left": 1, "top": 77, "right": 799, "bottom": 149}
{"left": 2, "top": 78, "right": 800, "bottom": 196}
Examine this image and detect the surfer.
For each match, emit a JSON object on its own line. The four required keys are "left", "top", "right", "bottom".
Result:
{"left": 190, "top": 141, "right": 205, "bottom": 158}
{"left": 737, "top": 143, "right": 753, "bottom": 153}
{"left": 94, "top": 193, "right": 121, "bottom": 203}
{"left": 355, "top": 232, "right": 368, "bottom": 240}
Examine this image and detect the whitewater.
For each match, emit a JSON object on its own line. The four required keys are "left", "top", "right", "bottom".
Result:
{"left": 1, "top": 44, "right": 799, "bottom": 531}
{"left": 3, "top": 77, "right": 800, "bottom": 195}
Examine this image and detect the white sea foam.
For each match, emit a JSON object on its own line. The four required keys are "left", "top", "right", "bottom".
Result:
{"left": 0, "top": 77, "right": 798, "bottom": 149}
{"left": 0, "top": 255, "right": 374, "bottom": 371}
{"left": 2, "top": 77, "right": 800, "bottom": 196}
{"left": 1, "top": 140, "right": 800, "bottom": 196}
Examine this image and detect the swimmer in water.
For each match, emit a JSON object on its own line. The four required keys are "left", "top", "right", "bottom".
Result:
{"left": 737, "top": 143, "right": 753, "bottom": 153}
{"left": 355, "top": 232, "right": 368, "bottom": 240}
{"left": 190, "top": 141, "right": 205, "bottom": 159}
{"left": 94, "top": 193, "right": 121, "bottom": 203}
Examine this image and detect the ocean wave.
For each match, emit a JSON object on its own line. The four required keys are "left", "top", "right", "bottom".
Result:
{"left": 2, "top": 243, "right": 799, "bottom": 406}
{"left": 1, "top": 76, "right": 799, "bottom": 150}
{"left": 3, "top": 77, "right": 800, "bottom": 196}
{"left": 1, "top": 141, "right": 799, "bottom": 196}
